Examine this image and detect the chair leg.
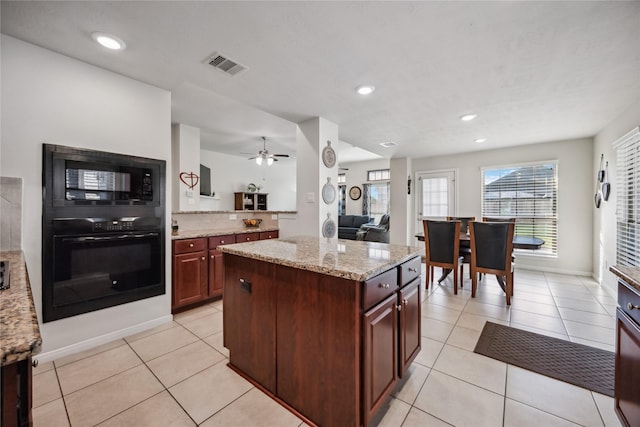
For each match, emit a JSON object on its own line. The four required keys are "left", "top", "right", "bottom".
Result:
{"left": 430, "top": 266, "right": 434, "bottom": 283}
{"left": 425, "top": 263, "right": 430, "bottom": 289}
{"left": 459, "top": 264, "right": 464, "bottom": 288}
{"left": 505, "top": 271, "right": 513, "bottom": 305}
{"left": 471, "top": 270, "right": 477, "bottom": 298}
{"left": 453, "top": 265, "right": 458, "bottom": 295}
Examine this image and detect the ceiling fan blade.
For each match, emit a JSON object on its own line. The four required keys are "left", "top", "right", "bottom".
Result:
{"left": 247, "top": 156, "right": 258, "bottom": 160}
{"left": 273, "top": 154, "right": 289, "bottom": 157}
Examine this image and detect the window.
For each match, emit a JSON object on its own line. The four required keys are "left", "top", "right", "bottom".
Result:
{"left": 363, "top": 182, "right": 390, "bottom": 221}
{"left": 337, "top": 174, "right": 346, "bottom": 184}
{"left": 481, "top": 161, "right": 558, "bottom": 256}
{"left": 615, "top": 127, "right": 640, "bottom": 266}
{"left": 367, "top": 169, "right": 390, "bottom": 181}
{"left": 337, "top": 185, "right": 346, "bottom": 216}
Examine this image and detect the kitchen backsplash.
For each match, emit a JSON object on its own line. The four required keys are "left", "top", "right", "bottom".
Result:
{"left": 0, "top": 176, "right": 22, "bottom": 250}
{"left": 172, "top": 211, "right": 278, "bottom": 232}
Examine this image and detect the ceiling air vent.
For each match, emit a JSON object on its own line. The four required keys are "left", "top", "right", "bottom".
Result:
{"left": 205, "top": 52, "right": 247, "bottom": 76}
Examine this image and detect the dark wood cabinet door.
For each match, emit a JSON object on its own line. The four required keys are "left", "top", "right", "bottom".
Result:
{"left": 208, "top": 249, "right": 223, "bottom": 298}
{"left": 399, "top": 278, "right": 421, "bottom": 377}
{"left": 616, "top": 309, "right": 640, "bottom": 427}
{"left": 363, "top": 293, "right": 398, "bottom": 427}
{"left": 172, "top": 251, "right": 207, "bottom": 308}
{"left": 223, "top": 254, "right": 277, "bottom": 393}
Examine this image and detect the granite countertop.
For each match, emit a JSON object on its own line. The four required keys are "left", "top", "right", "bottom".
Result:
{"left": 172, "top": 210, "right": 297, "bottom": 214}
{"left": 610, "top": 265, "right": 640, "bottom": 292}
{"left": 219, "top": 235, "right": 422, "bottom": 281}
{"left": 172, "top": 227, "right": 279, "bottom": 240}
{"left": 0, "top": 250, "right": 42, "bottom": 366}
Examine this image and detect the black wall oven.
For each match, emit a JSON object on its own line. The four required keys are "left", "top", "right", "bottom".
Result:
{"left": 42, "top": 145, "right": 166, "bottom": 322}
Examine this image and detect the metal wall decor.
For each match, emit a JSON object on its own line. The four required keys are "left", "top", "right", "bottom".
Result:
{"left": 322, "top": 177, "right": 336, "bottom": 204}
{"left": 594, "top": 154, "right": 611, "bottom": 208}
{"left": 322, "top": 213, "right": 336, "bottom": 238}
{"left": 322, "top": 140, "right": 336, "bottom": 168}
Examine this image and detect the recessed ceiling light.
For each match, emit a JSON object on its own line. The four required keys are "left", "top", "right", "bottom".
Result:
{"left": 475, "top": 138, "right": 487, "bottom": 143}
{"left": 379, "top": 141, "right": 396, "bottom": 148}
{"left": 356, "top": 85, "right": 375, "bottom": 95}
{"left": 91, "top": 32, "right": 126, "bottom": 50}
{"left": 460, "top": 114, "right": 477, "bottom": 121}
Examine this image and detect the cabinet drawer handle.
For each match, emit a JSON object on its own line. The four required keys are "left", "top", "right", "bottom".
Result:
{"left": 378, "top": 283, "right": 390, "bottom": 289}
{"left": 211, "top": 255, "right": 214, "bottom": 259}
{"left": 32, "top": 359, "right": 39, "bottom": 368}
{"left": 627, "top": 302, "right": 640, "bottom": 310}
{"left": 201, "top": 256, "right": 205, "bottom": 261}
{"left": 189, "top": 243, "right": 194, "bottom": 248}
{"left": 397, "top": 304, "right": 402, "bottom": 312}
{"left": 403, "top": 299, "right": 408, "bottom": 305}
{"left": 408, "top": 267, "right": 417, "bottom": 273}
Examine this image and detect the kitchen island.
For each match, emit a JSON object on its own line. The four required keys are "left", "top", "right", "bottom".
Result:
{"left": 220, "top": 236, "right": 423, "bottom": 427}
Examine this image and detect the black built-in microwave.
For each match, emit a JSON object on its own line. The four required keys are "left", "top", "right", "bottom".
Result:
{"left": 43, "top": 144, "right": 164, "bottom": 208}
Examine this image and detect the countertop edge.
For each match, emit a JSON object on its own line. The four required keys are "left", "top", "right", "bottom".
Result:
{"left": 610, "top": 265, "right": 640, "bottom": 292}
{"left": 1, "top": 250, "right": 43, "bottom": 366}
{"left": 220, "top": 241, "right": 422, "bottom": 282}
{"left": 171, "top": 227, "right": 279, "bottom": 240}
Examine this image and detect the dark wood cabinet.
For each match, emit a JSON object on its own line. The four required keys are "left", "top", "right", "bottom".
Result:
{"left": 1, "top": 357, "right": 33, "bottom": 427}
{"left": 172, "top": 231, "right": 277, "bottom": 311}
{"left": 399, "top": 278, "right": 421, "bottom": 377}
{"left": 172, "top": 247, "right": 207, "bottom": 308}
{"left": 223, "top": 254, "right": 277, "bottom": 393}
{"left": 363, "top": 293, "right": 398, "bottom": 426}
{"left": 615, "top": 278, "right": 640, "bottom": 427}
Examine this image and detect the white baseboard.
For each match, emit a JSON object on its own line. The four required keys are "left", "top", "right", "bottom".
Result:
{"left": 514, "top": 264, "right": 592, "bottom": 277}
{"left": 33, "top": 315, "right": 173, "bottom": 364}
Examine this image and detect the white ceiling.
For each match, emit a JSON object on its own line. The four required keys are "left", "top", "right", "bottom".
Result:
{"left": 2, "top": 1, "right": 639, "bottom": 161}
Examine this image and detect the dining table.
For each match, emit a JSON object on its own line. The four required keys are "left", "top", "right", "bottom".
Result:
{"left": 414, "top": 232, "right": 545, "bottom": 287}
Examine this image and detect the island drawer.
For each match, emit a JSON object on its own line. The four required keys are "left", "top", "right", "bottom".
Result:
{"left": 209, "top": 234, "right": 236, "bottom": 249}
{"left": 399, "top": 256, "right": 421, "bottom": 287}
{"left": 618, "top": 279, "right": 640, "bottom": 326}
{"left": 237, "top": 232, "right": 261, "bottom": 243}
{"left": 174, "top": 238, "right": 206, "bottom": 254}
{"left": 363, "top": 268, "right": 398, "bottom": 311}
{"left": 260, "top": 230, "right": 279, "bottom": 240}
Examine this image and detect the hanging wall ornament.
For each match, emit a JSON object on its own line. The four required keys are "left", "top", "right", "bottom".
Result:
{"left": 322, "top": 177, "right": 336, "bottom": 204}
{"left": 602, "top": 161, "right": 611, "bottom": 201}
{"left": 322, "top": 140, "right": 336, "bottom": 168}
{"left": 322, "top": 213, "right": 336, "bottom": 238}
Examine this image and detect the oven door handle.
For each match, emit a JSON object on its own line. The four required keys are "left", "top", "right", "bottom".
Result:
{"left": 60, "top": 232, "right": 159, "bottom": 243}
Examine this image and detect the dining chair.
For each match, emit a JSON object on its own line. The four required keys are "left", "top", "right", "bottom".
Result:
{"left": 422, "top": 220, "right": 462, "bottom": 294}
{"left": 447, "top": 216, "right": 475, "bottom": 281}
{"left": 469, "top": 221, "right": 515, "bottom": 305}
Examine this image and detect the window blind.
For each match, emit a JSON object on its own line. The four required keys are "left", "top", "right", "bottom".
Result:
{"left": 481, "top": 162, "right": 558, "bottom": 256}
{"left": 615, "top": 127, "right": 640, "bottom": 267}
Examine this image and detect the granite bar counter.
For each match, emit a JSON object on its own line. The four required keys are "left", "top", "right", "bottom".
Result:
{"left": 0, "top": 250, "right": 41, "bottom": 366}
{"left": 610, "top": 265, "right": 640, "bottom": 292}
{"left": 221, "top": 236, "right": 423, "bottom": 426}
{"left": 171, "top": 226, "right": 279, "bottom": 240}
{"left": 1, "top": 250, "right": 41, "bottom": 427}
{"left": 219, "top": 235, "right": 422, "bottom": 281}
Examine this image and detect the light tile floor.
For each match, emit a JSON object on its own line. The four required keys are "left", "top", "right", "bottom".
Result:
{"left": 32, "top": 267, "right": 622, "bottom": 426}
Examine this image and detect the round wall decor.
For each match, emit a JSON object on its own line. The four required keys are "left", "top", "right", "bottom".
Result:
{"left": 322, "top": 177, "right": 336, "bottom": 204}
{"left": 322, "top": 140, "right": 336, "bottom": 168}
{"left": 322, "top": 214, "right": 336, "bottom": 238}
{"left": 349, "top": 186, "right": 362, "bottom": 200}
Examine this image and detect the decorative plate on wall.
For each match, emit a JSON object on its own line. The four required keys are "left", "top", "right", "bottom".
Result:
{"left": 322, "top": 213, "right": 336, "bottom": 238}
{"left": 322, "top": 140, "right": 336, "bottom": 168}
{"left": 322, "top": 177, "right": 336, "bottom": 204}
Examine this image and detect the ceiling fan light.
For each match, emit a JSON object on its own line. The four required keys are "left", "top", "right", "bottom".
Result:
{"left": 256, "top": 156, "right": 263, "bottom": 166}
{"left": 267, "top": 157, "right": 274, "bottom": 166}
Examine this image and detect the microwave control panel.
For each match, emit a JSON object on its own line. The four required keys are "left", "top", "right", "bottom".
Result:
{"left": 94, "top": 220, "right": 135, "bottom": 232}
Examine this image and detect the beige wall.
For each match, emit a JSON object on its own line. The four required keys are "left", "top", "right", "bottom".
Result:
{"left": 0, "top": 35, "right": 172, "bottom": 358}
{"left": 412, "top": 138, "right": 594, "bottom": 275}
{"left": 593, "top": 99, "right": 640, "bottom": 292}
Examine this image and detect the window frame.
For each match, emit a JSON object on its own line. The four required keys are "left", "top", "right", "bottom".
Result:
{"left": 480, "top": 160, "right": 558, "bottom": 257}
{"left": 615, "top": 127, "right": 640, "bottom": 267}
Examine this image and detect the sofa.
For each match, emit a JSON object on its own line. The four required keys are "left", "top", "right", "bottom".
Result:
{"left": 338, "top": 215, "right": 373, "bottom": 240}
{"left": 361, "top": 214, "right": 390, "bottom": 243}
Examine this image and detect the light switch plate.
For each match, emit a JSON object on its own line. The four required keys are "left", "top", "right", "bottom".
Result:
{"left": 307, "top": 192, "right": 315, "bottom": 203}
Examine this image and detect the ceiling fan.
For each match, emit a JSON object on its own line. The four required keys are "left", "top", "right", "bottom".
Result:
{"left": 247, "top": 137, "right": 289, "bottom": 166}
